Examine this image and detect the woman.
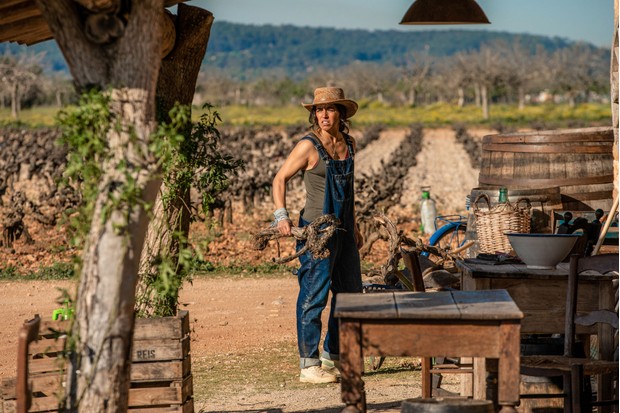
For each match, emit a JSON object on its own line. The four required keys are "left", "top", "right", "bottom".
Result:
{"left": 272, "top": 87, "right": 363, "bottom": 384}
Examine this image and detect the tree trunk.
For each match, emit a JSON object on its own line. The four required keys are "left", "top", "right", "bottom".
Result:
{"left": 481, "top": 84, "right": 489, "bottom": 120}
{"left": 10, "top": 82, "right": 20, "bottom": 120}
{"left": 408, "top": 87, "right": 415, "bottom": 106}
{"left": 136, "top": 4, "right": 214, "bottom": 317}
{"left": 34, "top": 1, "right": 163, "bottom": 411}
{"left": 457, "top": 87, "right": 465, "bottom": 108}
{"left": 517, "top": 85, "right": 525, "bottom": 110}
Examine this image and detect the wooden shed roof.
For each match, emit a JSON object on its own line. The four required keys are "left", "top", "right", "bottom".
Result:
{"left": 0, "top": 0, "right": 184, "bottom": 46}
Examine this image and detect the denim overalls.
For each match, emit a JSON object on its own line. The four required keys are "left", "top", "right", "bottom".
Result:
{"left": 295, "top": 134, "right": 363, "bottom": 369}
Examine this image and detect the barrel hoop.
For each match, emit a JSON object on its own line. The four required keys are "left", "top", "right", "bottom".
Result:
{"left": 560, "top": 190, "right": 614, "bottom": 201}
{"left": 482, "top": 134, "right": 614, "bottom": 145}
{"left": 482, "top": 143, "right": 613, "bottom": 154}
{"left": 478, "top": 175, "right": 614, "bottom": 187}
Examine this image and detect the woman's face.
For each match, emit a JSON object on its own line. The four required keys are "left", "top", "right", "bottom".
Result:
{"left": 315, "top": 104, "right": 340, "bottom": 133}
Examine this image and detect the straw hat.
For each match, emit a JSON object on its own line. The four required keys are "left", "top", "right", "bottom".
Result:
{"left": 302, "top": 87, "right": 358, "bottom": 118}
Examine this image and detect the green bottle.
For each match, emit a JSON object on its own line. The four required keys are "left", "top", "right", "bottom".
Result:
{"left": 498, "top": 187, "right": 508, "bottom": 203}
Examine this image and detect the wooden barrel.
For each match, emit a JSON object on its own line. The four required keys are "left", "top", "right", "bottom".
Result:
{"left": 478, "top": 127, "right": 614, "bottom": 211}
{"left": 401, "top": 398, "right": 493, "bottom": 413}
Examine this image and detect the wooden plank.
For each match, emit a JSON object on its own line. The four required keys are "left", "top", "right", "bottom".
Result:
{"left": 28, "top": 357, "right": 65, "bottom": 375}
{"left": 2, "top": 399, "right": 16, "bottom": 413}
{"left": 128, "top": 397, "right": 193, "bottom": 412}
{"left": 452, "top": 290, "right": 523, "bottom": 320}
{"left": 394, "top": 291, "right": 460, "bottom": 319}
{"left": 130, "top": 356, "right": 191, "bottom": 382}
{"left": 457, "top": 260, "right": 615, "bottom": 282}
{"left": 134, "top": 311, "right": 189, "bottom": 340}
{"left": 133, "top": 336, "right": 189, "bottom": 362}
{"left": 361, "top": 322, "right": 501, "bottom": 358}
{"left": 29, "top": 337, "right": 66, "bottom": 356}
{"left": 1, "top": 373, "right": 64, "bottom": 399}
{"left": 128, "top": 375, "right": 192, "bottom": 407}
{"left": 334, "top": 292, "right": 397, "bottom": 319}
{"left": 128, "top": 386, "right": 182, "bottom": 407}
{"left": 0, "top": 2, "right": 41, "bottom": 26}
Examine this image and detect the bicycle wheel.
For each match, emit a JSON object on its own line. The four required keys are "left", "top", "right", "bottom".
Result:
{"left": 428, "top": 223, "right": 467, "bottom": 264}
{"left": 433, "top": 224, "right": 466, "bottom": 250}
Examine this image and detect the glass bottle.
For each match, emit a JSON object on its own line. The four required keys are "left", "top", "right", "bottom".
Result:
{"left": 498, "top": 187, "right": 508, "bottom": 203}
{"left": 420, "top": 188, "right": 437, "bottom": 235}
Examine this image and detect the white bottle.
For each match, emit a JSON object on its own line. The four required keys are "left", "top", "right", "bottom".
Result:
{"left": 420, "top": 189, "right": 437, "bottom": 235}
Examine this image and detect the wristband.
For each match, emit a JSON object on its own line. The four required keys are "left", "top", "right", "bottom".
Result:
{"left": 273, "top": 208, "right": 290, "bottom": 223}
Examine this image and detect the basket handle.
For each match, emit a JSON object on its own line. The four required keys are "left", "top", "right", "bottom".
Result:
{"left": 515, "top": 197, "right": 531, "bottom": 210}
{"left": 473, "top": 193, "right": 491, "bottom": 212}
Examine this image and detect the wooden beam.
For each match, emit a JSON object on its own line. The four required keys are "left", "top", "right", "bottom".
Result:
{"left": 0, "top": 2, "right": 41, "bottom": 25}
{"left": 0, "top": 16, "right": 50, "bottom": 42}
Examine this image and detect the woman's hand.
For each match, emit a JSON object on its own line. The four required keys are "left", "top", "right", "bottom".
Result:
{"left": 277, "top": 219, "right": 292, "bottom": 236}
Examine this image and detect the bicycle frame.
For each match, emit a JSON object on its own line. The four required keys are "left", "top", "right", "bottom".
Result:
{"left": 421, "top": 214, "right": 467, "bottom": 257}
{"left": 430, "top": 215, "right": 466, "bottom": 245}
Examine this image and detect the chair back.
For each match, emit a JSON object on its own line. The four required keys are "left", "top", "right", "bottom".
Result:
{"left": 16, "top": 314, "right": 40, "bottom": 413}
{"left": 565, "top": 254, "right": 619, "bottom": 357}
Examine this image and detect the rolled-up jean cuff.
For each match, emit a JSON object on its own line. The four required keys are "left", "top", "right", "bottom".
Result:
{"left": 321, "top": 351, "right": 339, "bottom": 362}
{"left": 300, "top": 357, "right": 321, "bottom": 369}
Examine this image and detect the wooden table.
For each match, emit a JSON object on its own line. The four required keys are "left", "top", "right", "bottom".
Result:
{"left": 457, "top": 259, "right": 617, "bottom": 403}
{"left": 335, "top": 290, "right": 523, "bottom": 413}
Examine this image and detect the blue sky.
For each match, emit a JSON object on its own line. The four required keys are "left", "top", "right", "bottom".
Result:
{"left": 194, "top": 0, "right": 615, "bottom": 48}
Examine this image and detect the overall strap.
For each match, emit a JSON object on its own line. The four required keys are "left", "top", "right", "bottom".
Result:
{"left": 300, "top": 134, "right": 330, "bottom": 162}
{"left": 343, "top": 133, "right": 355, "bottom": 157}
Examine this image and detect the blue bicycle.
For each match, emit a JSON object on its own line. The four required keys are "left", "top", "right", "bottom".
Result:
{"left": 422, "top": 214, "right": 468, "bottom": 262}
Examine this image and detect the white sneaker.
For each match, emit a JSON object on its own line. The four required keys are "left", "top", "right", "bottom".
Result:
{"left": 320, "top": 357, "right": 341, "bottom": 378}
{"left": 299, "top": 365, "right": 338, "bottom": 383}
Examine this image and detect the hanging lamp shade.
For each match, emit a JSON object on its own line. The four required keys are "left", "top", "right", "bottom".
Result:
{"left": 400, "top": 0, "right": 491, "bottom": 25}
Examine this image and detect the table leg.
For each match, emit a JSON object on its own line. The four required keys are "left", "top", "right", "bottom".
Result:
{"left": 497, "top": 322, "right": 520, "bottom": 413}
{"left": 597, "top": 281, "right": 614, "bottom": 413}
{"left": 340, "top": 319, "right": 366, "bottom": 413}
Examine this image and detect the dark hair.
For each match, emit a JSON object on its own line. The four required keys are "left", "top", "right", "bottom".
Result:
{"left": 308, "top": 104, "right": 350, "bottom": 134}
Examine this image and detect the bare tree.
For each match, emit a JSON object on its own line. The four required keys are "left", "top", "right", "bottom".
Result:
{"left": 0, "top": 50, "right": 45, "bottom": 119}
{"left": 544, "top": 43, "right": 608, "bottom": 107}
{"left": 489, "top": 39, "right": 541, "bottom": 110}
{"left": 401, "top": 47, "right": 432, "bottom": 107}
{"left": 338, "top": 61, "right": 399, "bottom": 104}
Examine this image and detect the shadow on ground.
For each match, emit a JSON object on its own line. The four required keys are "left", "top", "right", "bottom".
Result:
{"left": 198, "top": 400, "right": 402, "bottom": 413}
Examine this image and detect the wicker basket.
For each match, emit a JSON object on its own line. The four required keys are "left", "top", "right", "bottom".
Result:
{"left": 473, "top": 194, "right": 531, "bottom": 254}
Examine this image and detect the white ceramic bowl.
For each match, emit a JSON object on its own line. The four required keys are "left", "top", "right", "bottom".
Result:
{"left": 506, "top": 233, "right": 581, "bottom": 269}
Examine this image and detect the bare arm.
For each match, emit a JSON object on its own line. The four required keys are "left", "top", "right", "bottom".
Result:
{"left": 272, "top": 139, "right": 316, "bottom": 235}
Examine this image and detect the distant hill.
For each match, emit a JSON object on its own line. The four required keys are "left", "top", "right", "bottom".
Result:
{"left": 3, "top": 21, "right": 599, "bottom": 79}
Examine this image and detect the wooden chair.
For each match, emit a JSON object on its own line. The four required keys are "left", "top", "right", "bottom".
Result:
{"left": 520, "top": 253, "right": 619, "bottom": 413}
{"left": 16, "top": 314, "right": 41, "bottom": 413}
{"left": 401, "top": 250, "right": 473, "bottom": 399}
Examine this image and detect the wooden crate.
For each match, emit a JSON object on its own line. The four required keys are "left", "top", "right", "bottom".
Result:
{"left": 1, "top": 311, "right": 193, "bottom": 413}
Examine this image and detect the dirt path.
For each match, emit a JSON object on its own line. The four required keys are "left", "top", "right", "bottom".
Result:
{"left": 0, "top": 276, "right": 461, "bottom": 413}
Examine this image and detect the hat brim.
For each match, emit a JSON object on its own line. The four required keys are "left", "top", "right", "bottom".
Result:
{"left": 302, "top": 99, "right": 358, "bottom": 118}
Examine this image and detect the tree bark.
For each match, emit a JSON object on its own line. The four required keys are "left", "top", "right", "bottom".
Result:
{"left": 136, "top": 4, "right": 214, "bottom": 317}
{"left": 34, "top": 0, "right": 163, "bottom": 411}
